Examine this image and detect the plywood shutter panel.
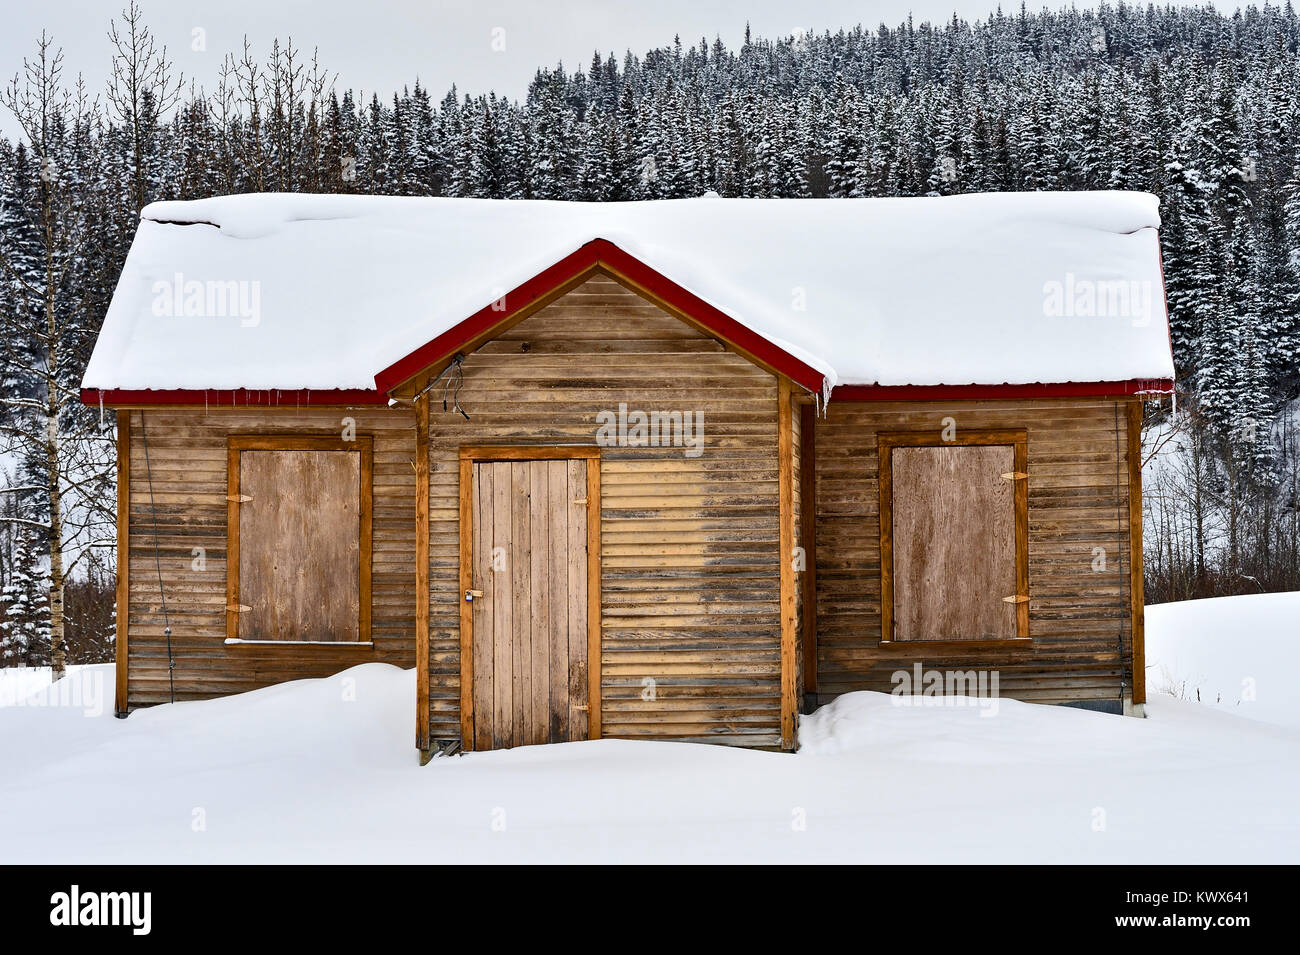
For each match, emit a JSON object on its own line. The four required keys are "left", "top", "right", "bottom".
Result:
{"left": 239, "top": 450, "right": 362, "bottom": 642}
{"left": 890, "top": 445, "right": 1016, "bottom": 641}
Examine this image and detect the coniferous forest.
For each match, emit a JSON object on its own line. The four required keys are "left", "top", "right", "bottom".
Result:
{"left": 2, "top": 2, "right": 1300, "bottom": 671}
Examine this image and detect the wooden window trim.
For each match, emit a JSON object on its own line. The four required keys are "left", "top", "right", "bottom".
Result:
{"left": 878, "top": 428, "right": 1029, "bottom": 645}
{"left": 226, "top": 433, "right": 374, "bottom": 645}
{"left": 457, "top": 445, "right": 602, "bottom": 749}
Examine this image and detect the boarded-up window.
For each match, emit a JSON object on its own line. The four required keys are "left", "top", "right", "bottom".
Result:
{"left": 880, "top": 431, "right": 1028, "bottom": 642}
{"left": 227, "top": 436, "right": 373, "bottom": 643}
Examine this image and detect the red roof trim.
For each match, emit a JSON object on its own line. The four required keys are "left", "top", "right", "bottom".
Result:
{"left": 80, "top": 387, "right": 388, "bottom": 407}
{"left": 372, "top": 237, "right": 828, "bottom": 395}
{"left": 85, "top": 237, "right": 1177, "bottom": 406}
{"left": 831, "top": 379, "right": 1175, "bottom": 401}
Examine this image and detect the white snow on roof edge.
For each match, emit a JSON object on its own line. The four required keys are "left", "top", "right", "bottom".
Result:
{"left": 83, "top": 193, "right": 1175, "bottom": 394}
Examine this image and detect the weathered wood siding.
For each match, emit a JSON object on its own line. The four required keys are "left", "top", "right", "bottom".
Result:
{"left": 124, "top": 408, "right": 417, "bottom": 706}
{"left": 814, "top": 399, "right": 1135, "bottom": 705}
{"left": 428, "top": 273, "right": 783, "bottom": 747}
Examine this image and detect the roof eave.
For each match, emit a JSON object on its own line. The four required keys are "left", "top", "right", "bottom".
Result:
{"left": 79, "top": 387, "right": 390, "bottom": 408}
{"left": 831, "top": 379, "right": 1175, "bottom": 401}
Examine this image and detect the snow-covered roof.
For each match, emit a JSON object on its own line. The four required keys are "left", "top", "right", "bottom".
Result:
{"left": 82, "top": 192, "right": 1175, "bottom": 396}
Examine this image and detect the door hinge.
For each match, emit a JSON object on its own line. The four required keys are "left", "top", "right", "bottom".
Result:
{"left": 226, "top": 603, "right": 251, "bottom": 613}
{"left": 999, "top": 472, "right": 1028, "bottom": 481}
{"left": 226, "top": 493, "right": 253, "bottom": 503}
{"left": 572, "top": 497, "right": 588, "bottom": 505}
{"left": 1001, "top": 594, "right": 1030, "bottom": 604}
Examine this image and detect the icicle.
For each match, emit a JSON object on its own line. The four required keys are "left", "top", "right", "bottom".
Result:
{"left": 98, "top": 391, "right": 104, "bottom": 427}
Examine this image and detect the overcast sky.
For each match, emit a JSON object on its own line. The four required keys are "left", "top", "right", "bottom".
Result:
{"left": 3, "top": 0, "right": 1212, "bottom": 139}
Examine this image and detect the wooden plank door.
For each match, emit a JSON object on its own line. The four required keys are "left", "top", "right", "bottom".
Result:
{"left": 468, "top": 459, "right": 590, "bottom": 749}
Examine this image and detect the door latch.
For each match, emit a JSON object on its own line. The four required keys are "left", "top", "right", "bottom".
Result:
{"left": 464, "top": 589, "right": 484, "bottom": 602}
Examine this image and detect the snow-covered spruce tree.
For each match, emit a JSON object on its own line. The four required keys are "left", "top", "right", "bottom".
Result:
{"left": 0, "top": 528, "right": 49, "bottom": 667}
{"left": 1282, "top": 155, "right": 1300, "bottom": 396}
{"left": 1195, "top": 217, "right": 1238, "bottom": 434}
{"left": 577, "top": 104, "right": 619, "bottom": 200}
{"left": 1254, "top": 184, "right": 1300, "bottom": 400}
{"left": 1160, "top": 133, "right": 1214, "bottom": 377}
{"left": 2, "top": 4, "right": 1300, "bottom": 594}
{"left": 822, "top": 74, "right": 865, "bottom": 198}
{"left": 526, "top": 73, "right": 577, "bottom": 201}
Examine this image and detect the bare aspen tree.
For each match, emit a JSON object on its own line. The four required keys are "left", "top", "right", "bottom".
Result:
{"left": 0, "top": 34, "right": 116, "bottom": 679}
{"left": 106, "top": 0, "right": 182, "bottom": 212}
{"left": 219, "top": 38, "right": 267, "bottom": 191}
{"left": 213, "top": 36, "right": 334, "bottom": 192}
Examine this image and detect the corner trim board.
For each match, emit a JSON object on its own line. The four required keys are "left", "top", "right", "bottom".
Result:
{"left": 799, "top": 402, "right": 818, "bottom": 696}
{"left": 1127, "top": 399, "right": 1147, "bottom": 705}
{"left": 778, "top": 379, "right": 798, "bottom": 749}
{"left": 416, "top": 403, "right": 431, "bottom": 752}
{"left": 115, "top": 410, "right": 130, "bottom": 716}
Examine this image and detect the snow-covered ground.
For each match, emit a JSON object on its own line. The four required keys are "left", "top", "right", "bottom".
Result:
{"left": 1, "top": 594, "right": 1297, "bottom": 863}
{"left": 0, "top": 664, "right": 102, "bottom": 710}
{"left": 1147, "top": 592, "right": 1300, "bottom": 730}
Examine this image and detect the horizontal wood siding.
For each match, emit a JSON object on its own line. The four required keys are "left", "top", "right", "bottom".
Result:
{"left": 815, "top": 399, "right": 1134, "bottom": 705}
{"left": 428, "top": 273, "right": 782, "bottom": 747}
{"left": 125, "top": 408, "right": 417, "bottom": 705}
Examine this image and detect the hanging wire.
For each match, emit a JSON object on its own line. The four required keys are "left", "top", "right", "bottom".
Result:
{"left": 416, "top": 354, "right": 469, "bottom": 419}
{"left": 138, "top": 411, "right": 175, "bottom": 703}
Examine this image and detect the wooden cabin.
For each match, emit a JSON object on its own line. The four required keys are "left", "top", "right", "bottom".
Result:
{"left": 82, "top": 193, "right": 1175, "bottom": 757}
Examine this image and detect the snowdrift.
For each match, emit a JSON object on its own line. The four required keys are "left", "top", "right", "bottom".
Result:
{"left": 2, "top": 591, "right": 1297, "bottom": 863}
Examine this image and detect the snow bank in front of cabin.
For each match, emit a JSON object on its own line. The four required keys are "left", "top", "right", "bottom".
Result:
{"left": 1146, "top": 592, "right": 1300, "bottom": 730}
{"left": 82, "top": 192, "right": 1173, "bottom": 394}
{"left": 0, "top": 665, "right": 101, "bottom": 708}
{"left": 2, "top": 592, "right": 1297, "bottom": 863}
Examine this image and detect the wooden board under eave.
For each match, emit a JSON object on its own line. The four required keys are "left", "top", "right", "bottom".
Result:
{"left": 813, "top": 398, "right": 1137, "bottom": 707}
{"left": 123, "top": 407, "right": 418, "bottom": 706}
